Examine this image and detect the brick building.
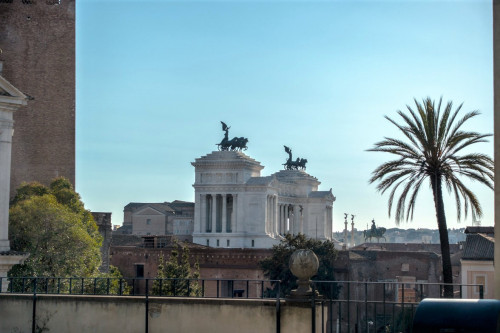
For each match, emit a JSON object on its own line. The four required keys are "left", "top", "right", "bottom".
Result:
{"left": 119, "top": 201, "right": 194, "bottom": 241}
{"left": 0, "top": 0, "right": 75, "bottom": 195}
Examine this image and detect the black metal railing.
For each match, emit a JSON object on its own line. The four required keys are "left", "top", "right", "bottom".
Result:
{"left": 311, "top": 280, "right": 484, "bottom": 333}
{"left": 0, "top": 277, "right": 484, "bottom": 333}
{"left": 0, "top": 276, "right": 279, "bottom": 299}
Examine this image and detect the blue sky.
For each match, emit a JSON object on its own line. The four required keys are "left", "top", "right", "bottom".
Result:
{"left": 76, "top": 0, "right": 494, "bottom": 232}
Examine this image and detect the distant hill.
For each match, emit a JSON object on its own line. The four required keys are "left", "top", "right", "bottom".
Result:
{"left": 333, "top": 227, "right": 467, "bottom": 246}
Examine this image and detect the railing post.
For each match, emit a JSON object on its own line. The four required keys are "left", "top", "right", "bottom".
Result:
{"left": 275, "top": 281, "right": 281, "bottom": 333}
{"left": 246, "top": 280, "right": 249, "bottom": 299}
{"left": 312, "top": 283, "right": 316, "bottom": 333}
{"left": 106, "top": 278, "right": 110, "bottom": 295}
{"left": 480, "top": 285, "right": 484, "bottom": 299}
{"left": 383, "top": 282, "right": 386, "bottom": 330}
{"left": 32, "top": 278, "right": 37, "bottom": 333}
{"left": 261, "top": 280, "right": 264, "bottom": 299}
{"left": 119, "top": 278, "right": 123, "bottom": 296}
{"left": 202, "top": 279, "right": 205, "bottom": 297}
{"left": 401, "top": 282, "right": 405, "bottom": 331}
{"left": 145, "top": 279, "right": 149, "bottom": 333}
{"left": 330, "top": 283, "right": 334, "bottom": 333}
{"left": 365, "top": 282, "right": 368, "bottom": 333}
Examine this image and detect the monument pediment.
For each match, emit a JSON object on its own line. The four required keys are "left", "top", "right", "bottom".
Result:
{"left": 0, "top": 74, "right": 28, "bottom": 108}
{"left": 135, "top": 206, "right": 169, "bottom": 216}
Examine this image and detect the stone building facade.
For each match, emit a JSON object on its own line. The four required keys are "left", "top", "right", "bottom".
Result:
{"left": 192, "top": 151, "right": 335, "bottom": 249}
{"left": 120, "top": 201, "right": 194, "bottom": 241}
{"left": 460, "top": 226, "right": 495, "bottom": 299}
{"left": 0, "top": 0, "right": 75, "bottom": 196}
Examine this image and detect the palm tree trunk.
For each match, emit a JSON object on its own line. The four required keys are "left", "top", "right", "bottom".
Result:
{"left": 431, "top": 173, "right": 454, "bottom": 298}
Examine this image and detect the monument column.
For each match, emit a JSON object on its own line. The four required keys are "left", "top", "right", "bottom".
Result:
{"left": 0, "top": 67, "right": 29, "bottom": 291}
{"left": 293, "top": 204, "right": 300, "bottom": 235}
{"left": 212, "top": 194, "right": 217, "bottom": 232}
{"left": 274, "top": 196, "right": 278, "bottom": 236}
{"left": 222, "top": 194, "right": 227, "bottom": 233}
{"left": 280, "top": 204, "right": 285, "bottom": 235}
{"left": 0, "top": 111, "right": 14, "bottom": 251}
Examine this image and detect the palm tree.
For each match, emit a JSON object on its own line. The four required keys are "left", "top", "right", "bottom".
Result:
{"left": 368, "top": 97, "right": 494, "bottom": 297}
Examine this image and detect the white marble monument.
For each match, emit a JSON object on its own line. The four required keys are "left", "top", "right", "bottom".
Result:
{"left": 191, "top": 150, "right": 335, "bottom": 248}
{"left": 0, "top": 62, "right": 29, "bottom": 291}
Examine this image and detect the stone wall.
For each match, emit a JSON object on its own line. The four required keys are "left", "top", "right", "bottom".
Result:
{"left": 0, "top": 0, "right": 75, "bottom": 196}
{"left": 110, "top": 246, "right": 272, "bottom": 296}
{"left": 0, "top": 294, "right": 324, "bottom": 333}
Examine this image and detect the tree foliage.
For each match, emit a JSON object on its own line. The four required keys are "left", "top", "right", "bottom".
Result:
{"left": 8, "top": 178, "right": 103, "bottom": 278}
{"left": 368, "top": 97, "right": 494, "bottom": 295}
{"left": 259, "top": 233, "right": 338, "bottom": 298}
{"left": 151, "top": 242, "right": 202, "bottom": 296}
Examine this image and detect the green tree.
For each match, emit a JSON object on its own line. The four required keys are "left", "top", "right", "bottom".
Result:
{"left": 259, "top": 233, "right": 338, "bottom": 298}
{"left": 368, "top": 97, "right": 493, "bottom": 296}
{"left": 8, "top": 178, "right": 103, "bottom": 278}
{"left": 151, "top": 242, "right": 201, "bottom": 297}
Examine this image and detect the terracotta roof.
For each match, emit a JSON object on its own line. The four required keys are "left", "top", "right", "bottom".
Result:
{"left": 127, "top": 203, "right": 175, "bottom": 214}
{"left": 462, "top": 233, "right": 494, "bottom": 261}
{"left": 169, "top": 200, "right": 194, "bottom": 208}
{"left": 111, "top": 234, "right": 143, "bottom": 247}
{"left": 351, "top": 243, "right": 461, "bottom": 255}
{"left": 464, "top": 226, "right": 494, "bottom": 235}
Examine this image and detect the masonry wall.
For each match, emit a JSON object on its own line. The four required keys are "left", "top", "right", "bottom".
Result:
{"left": 0, "top": 294, "right": 324, "bottom": 333}
{"left": 110, "top": 246, "right": 272, "bottom": 296}
{"left": 0, "top": 0, "right": 75, "bottom": 196}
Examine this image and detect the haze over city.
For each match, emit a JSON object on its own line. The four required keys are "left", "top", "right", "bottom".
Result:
{"left": 76, "top": 0, "right": 493, "bottom": 231}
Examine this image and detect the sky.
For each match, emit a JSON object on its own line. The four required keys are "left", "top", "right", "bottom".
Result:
{"left": 76, "top": 0, "right": 494, "bottom": 232}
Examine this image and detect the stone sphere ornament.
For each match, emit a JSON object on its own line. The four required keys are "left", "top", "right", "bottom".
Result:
{"left": 288, "top": 249, "right": 320, "bottom": 298}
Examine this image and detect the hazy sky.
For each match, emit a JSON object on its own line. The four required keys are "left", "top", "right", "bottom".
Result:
{"left": 76, "top": 0, "right": 494, "bottom": 232}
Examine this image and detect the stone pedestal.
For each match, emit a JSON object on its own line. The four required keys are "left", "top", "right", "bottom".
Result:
{"left": 288, "top": 249, "right": 320, "bottom": 299}
{"left": 0, "top": 252, "right": 28, "bottom": 292}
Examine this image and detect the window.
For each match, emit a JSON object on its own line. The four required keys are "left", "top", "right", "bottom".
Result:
{"left": 401, "top": 263, "right": 409, "bottom": 272}
{"left": 475, "top": 275, "right": 486, "bottom": 295}
{"left": 227, "top": 239, "right": 230, "bottom": 247}
{"left": 217, "top": 239, "right": 220, "bottom": 247}
{"left": 251, "top": 240, "right": 255, "bottom": 247}
{"left": 135, "top": 264, "right": 144, "bottom": 278}
{"left": 146, "top": 219, "right": 151, "bottom": 225}
{"left": 206, "top": 239, "right": 209, "bottom": 246}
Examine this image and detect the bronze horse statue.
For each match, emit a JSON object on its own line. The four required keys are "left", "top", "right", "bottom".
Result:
{"left": 363, "top": 219, "right": 386, "bottom": 243}
{"left": 216, "top": 122, "right": 248, "bottom": 151}
{"left": 283, "top": 146, "right": 307, "bottom": 170}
